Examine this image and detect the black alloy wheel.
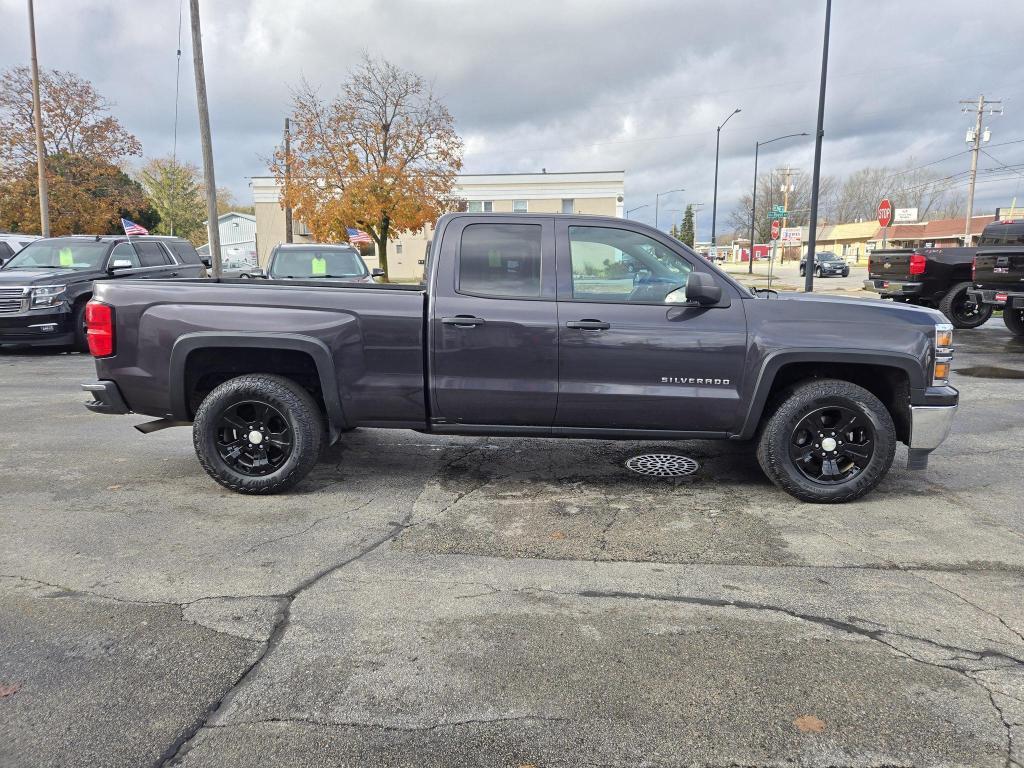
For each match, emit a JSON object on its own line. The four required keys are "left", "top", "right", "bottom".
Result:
{"left": 789, "top": 405, "right": 873, "bottom": 485}
{"left": 215, "top": 400, "right": 293, "bottom": 476}
{"left": 1005, "top": 307, "right": 1024, "bottom": 337}
{"left": 939, "top": 282, "right": 992, "bottom": 329}
{"left": 193, "top": 374, "right": 324, "bottom": 494}
{"left": 756, "top": 378, "right": 896, "bottom": 503}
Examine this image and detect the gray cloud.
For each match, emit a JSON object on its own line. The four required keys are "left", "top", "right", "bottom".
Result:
{"left": 2, "top": 0, "right": 1022, "bottom": 238}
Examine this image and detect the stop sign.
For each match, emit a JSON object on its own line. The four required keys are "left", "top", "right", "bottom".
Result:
{"left": 770, "top": 219, "right": 781, "bottom": 240}
{"left": 877, "top": 198, "right": 893, "bottom": 228}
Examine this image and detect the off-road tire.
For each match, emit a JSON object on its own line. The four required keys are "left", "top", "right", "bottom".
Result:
{"left": 73, "top": 300, "right": 89, "bottom": 352}
{"left": 939, "top": 281, "right": 993, "bottom": 329}
{"left": 193, "top": 374, "right": 323, "bottom": 494}
{"left": 1004, "top": 307, "right": 1024, "bottom": 337}
{"left": 756, "top": 378, "right": 896, "bottom": 503}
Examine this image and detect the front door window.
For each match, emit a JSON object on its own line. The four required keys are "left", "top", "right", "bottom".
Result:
{"left": 569, "top": 225, "right": 691, "bottom": 304}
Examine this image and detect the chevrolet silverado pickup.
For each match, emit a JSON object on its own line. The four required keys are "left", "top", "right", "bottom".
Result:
{"left": 81, "top": 213, "right": 959, "bottom": 503}
{"left": 967, "top": 219, "right": 1024, "bottom": 336}
{"left": 864, "top": 246, "right": 991, "bottom": 329}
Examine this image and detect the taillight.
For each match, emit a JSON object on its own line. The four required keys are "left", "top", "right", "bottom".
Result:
{"left": 85, "top": 301, "right": 114, "bottom": 357}
{"left": 972, "top": 255, "right": 977, "bottom": 282}
{"left": 909, "top": 253, "right": 926, "bottom": 276}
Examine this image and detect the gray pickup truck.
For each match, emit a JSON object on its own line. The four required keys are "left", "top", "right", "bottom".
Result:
{"left": 82, "top": 213, "right": 958, "bottom": 503}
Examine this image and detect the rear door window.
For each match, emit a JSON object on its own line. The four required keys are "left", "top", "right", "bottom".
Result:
{"left": 134, "top": 241, "right": 173, "bottom": 268}
{"left": 457, "top": 223, "right": 543, "bottom": 298}
{"left": 167, "top": 240, "right": 202, "bottom": 264}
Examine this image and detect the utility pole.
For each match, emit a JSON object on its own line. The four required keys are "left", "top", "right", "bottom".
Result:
{"left": 189, "top": 0, "right": 222, "bottom": 278}
{"left": 803, "top": 0, "right": 831, "bottom": 293}
{"left": 27, "top": 0, "right": 49, "bottom": 237}
{"left": 960, "top": 94, "right": 1001, "bottom": 245}
{"left": 284, "top": 117, "right": 293, "bottom": 244}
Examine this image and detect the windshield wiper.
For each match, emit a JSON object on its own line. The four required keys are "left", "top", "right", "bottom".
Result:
{"left": 7, "top": 264, "right": 65, "bottom": 269}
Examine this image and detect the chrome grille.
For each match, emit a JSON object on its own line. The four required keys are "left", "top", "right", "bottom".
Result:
{"left": 0, "top": 287, "right": 29, "bottom": 314}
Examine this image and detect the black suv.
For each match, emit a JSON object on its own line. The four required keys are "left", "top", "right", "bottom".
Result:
{"left": 799, "top": 251, "right": 849, "bottom": 278}
{"left": 0, "top": 235, "right": 207, "bottom": 350}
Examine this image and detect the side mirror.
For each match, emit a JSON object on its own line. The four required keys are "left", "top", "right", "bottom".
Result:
{"left": 109, "top": 259, "right": 134, "bottom": 271}
{"left": 371, "top": 268, "right": 385, "bottom": 277}
{"left": 683, "top": 272, "right": 722, "bottom": 306}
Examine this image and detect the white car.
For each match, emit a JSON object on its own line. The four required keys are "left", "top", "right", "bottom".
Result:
{"left": 0, "top": 233, "right": 41, "bottom": 266}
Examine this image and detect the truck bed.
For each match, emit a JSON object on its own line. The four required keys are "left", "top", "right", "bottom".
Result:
{"left": 90, "top": 277, "right": 429, "bottom": 428}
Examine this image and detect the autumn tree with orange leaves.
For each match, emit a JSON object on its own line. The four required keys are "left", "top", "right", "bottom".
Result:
{"left": 0, "top": 67, "right": 155, "bottom": 235}
{"left": 271, "top": 56, "right": 463, "bottom": 278}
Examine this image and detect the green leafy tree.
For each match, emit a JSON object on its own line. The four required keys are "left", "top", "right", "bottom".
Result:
{"left": 138, "top": 157, "right": 206, "bottom": 242}
{"left": 680, "top": 204, "right": 695, "bottom": 247}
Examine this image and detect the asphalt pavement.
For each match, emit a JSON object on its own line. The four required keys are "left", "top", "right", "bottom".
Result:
{"left": 1, "top": 317, "right": 1022, "bottom": 768}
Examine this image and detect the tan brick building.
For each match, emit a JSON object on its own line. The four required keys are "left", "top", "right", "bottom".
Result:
{"left": 251, "top": 170, "right": 625, "bottom": 282}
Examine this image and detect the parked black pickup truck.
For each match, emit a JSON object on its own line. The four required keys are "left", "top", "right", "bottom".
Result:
{"left": 864, "top": 246, "right": 990, "bottom": 329}
{"left": 967, "top": 220, "right": 1024, "bottom": 337}
{"left": 82, "top": 214, "right": 959, "bottom": 503}
{"left": 0, "top": 235, "right": 207, "bottom": 349}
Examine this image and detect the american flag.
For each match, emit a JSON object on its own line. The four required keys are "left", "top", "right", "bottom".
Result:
{"left": 121, "top": 218, "right": 149, "bottom": 236}
{"left": 346, "top": 227, "right": 372, "bottom": 245}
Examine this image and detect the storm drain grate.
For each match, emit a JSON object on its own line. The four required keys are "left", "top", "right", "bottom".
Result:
{"left": 625, "top": 453, "right": 700, "bottom": 477}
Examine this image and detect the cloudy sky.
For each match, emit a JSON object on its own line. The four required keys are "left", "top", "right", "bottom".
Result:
{"left": 2, "top": 0, "right": 1023, "bottom": 238}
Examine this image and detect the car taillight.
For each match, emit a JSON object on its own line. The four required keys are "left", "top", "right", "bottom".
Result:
{"left": 909, "top": 253, "right": 926, "bottom": 275}
{"left": 85, "top": 301, "right": 114, "bottom": 357}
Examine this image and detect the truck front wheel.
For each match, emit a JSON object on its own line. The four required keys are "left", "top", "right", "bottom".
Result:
{"left": 1004, "top": 307, "right": 1024, "bottom": 337}
{"left": 756, "top": 379, "right": 896, "bottom": 503}
{"left": 939, "top": 282, "right": 993, "bottom": 329}
{"left": 193, "top": 374, "right": 324, "bottom": 494}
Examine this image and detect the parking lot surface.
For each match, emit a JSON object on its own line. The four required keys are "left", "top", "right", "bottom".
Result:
{"left": 1, "top": 321, "right": 1023, "bottom": 767}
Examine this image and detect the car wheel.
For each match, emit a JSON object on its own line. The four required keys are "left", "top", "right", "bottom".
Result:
{"left": 756, "top": 378, "right": 896, "bottom": 503}
{"left": 193, "top": 374, "right": 324, "bottom": 494}
{"left": 73, "top": 300, "right": 89, "bottom": 353}
{"left": 1004, "top": 307, "right": 1024, "bottom": 337}
{"left": 815, "top": 267, "right": 823, "bottom": 278}
{"left": 799, "top": 267, "right": 805, "bottom": 276}
{"left": 939, "top": 281, "right": 993, "bottom": 329}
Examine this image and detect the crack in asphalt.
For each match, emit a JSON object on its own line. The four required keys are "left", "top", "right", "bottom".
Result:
{"left": 205, "top": 714, "right": 570, "bottom": 732}
{"left": 241, "top": 516, "right": 331, "bottom": 554}
{"left": 575, "top": 589, "right": 1023, "bottom": 768}
{"left": 153, "top": 508, "right": 412, "bottom": 768}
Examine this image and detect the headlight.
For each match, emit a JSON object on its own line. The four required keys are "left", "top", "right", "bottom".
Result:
{"left": 30, "top": 285, "right": 66, "bottom": 308}
{"left": 933, "top": 323, "right": 953, "bottom": 386}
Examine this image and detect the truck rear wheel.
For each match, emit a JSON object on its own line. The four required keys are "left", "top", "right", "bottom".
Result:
{"left": 756, "top": 379, "right": 896, "bottom": 503}
{"left": 1004, "top": 307, "right": 1024, "bottom": 336}
{"left": 939, "top": 282, "right": 992, "bottom": 329}
{"left": 193, "top": 374, "right": 324, "bottom": 494}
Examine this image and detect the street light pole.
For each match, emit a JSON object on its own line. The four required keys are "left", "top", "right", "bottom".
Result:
{"left": 711, "top": 108, "right": 741, "bottom": 259}
{"left": 803, "top": 0, "right": 831, "bottom": 293}
{"left": 625, "top": 204, "right": 649, "bottom": 219}
{"left": 655, "top": 188, "right": 684, "bottom": 231}
{"left": 26, "top": 0, "right": 49, "bottom": 237}
{"left": 748, "top": 133, "right": 808, "bottom": 274}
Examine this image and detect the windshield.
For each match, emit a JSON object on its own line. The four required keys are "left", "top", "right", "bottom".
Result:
{"left": 2, "top": 238, "right": 110, "bottom": 271}
{"left": 268, "top": 248, "right": 367, "bottom": 278}
{"left": 817, "top": 252, "right": 840, "bottom": 261}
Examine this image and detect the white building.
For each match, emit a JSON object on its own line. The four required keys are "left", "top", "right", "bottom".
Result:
{"left": 199, "top": 212, "right": 258, "bottom": 267}
{"left": 251, "top": 170, "right": 626, "bottom": 281}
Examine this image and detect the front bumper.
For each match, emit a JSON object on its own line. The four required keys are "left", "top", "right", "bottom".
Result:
{"left": 864, "top": 278, "right": 923, "bottom": 298}
{"left": 0, "top": 305, "right": 75, "bottom": 346}
{"left": 967, "top": 288, "right": 1024, "bottom": 308}
{"left": 906, "top": 403, "right": 957, "bottom": 470}
{"left": 82, "top": 380, "right": 131, "bottom": 415}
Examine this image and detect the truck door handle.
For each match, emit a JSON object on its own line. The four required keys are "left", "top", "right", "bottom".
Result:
{"left": 566, "top": 319, "right": 611, "bottom": 330}
{"left": 442, "top": 315, "right": 486, "bottom": 327}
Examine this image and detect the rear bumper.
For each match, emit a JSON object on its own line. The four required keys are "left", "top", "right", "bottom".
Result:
{"left": 967, "top": 288, "right": 1024, "bottom": 308}
{"left": 863, "top": 278, "right": 923, "bottom": 297}
{"left": 81, "top": 380, "right": 131, "bottom": 415}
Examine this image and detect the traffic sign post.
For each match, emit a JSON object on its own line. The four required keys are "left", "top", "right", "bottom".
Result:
{"left": 878, "top": 198, "right": 892, "bottom": 247}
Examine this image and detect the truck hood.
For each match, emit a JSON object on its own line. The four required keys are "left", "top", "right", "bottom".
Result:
{"left": 0, "top": 268, "right": 88, "bottom": 285}
{"left": 767, "top": 290, "right": 947, "bottom": 323}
